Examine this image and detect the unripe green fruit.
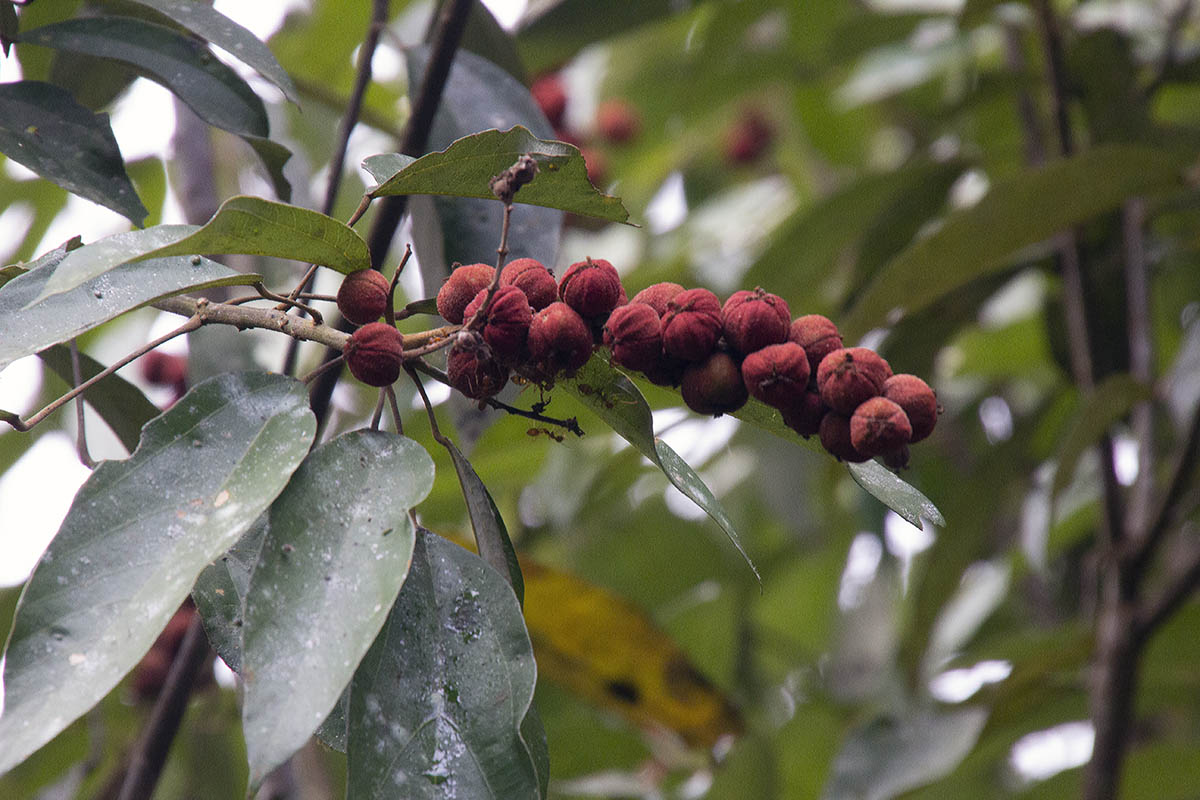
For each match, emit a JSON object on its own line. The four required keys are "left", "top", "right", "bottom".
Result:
{"left": 345, "top": 322, "right": 404, "bottom": 387}
{"left": 436, "top": 263, "right": 495, "bottom": 324}
{"left": 336, "top": 268, "right": 391, "bottom": 325}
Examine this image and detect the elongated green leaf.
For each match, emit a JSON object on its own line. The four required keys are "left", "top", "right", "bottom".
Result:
{"left": 654, "top": 439, "right": 760, "bottom": 582}
{"left": 1051, "top": 374, "right": 1152, "bottom": 499}
{"left": 0, "top": 371, "right": 316, "bottom": 775}
{"left": 443, "top": 438, "right": 525, "bottom": 605}
{"left": 365, "top": 126, "right": 629, "bottom": 223}
{"left": 35, "top": 196, "right": 368, "bottom": 303}
{"left": 1, "top": 246, "right": 257, "bottom": 371}
{"left": 242, "top": 430, "right": 435, "bottom": 789}
{"left": 23, "top": 16, "right": 268, "bottom": 138}
{"left": 124, "top": 0, "right": 299, "bottom": 103}
{"left": 848, "top": 460, "right": 946, "bottom": 529}
{"left": 843, "top": 144, "right": 1194, "bottom": 337}
{"left": 347, "top": 530, "right": 543, "bottom": 799}
{"left": 0, "top": 81, "right": 146, "bottom": 224}
{"left": 561, "top": 356, "right": 758, "bottom": 580}
{"left": 37, "top": 344, "right": 160, "bottom": 454}
{"left": 191, "top": 516, "right": 267, "bottom": 674}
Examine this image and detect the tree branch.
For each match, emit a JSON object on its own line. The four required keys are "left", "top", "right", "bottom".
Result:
{"left": 307, "top": 0, "right": 476, "bottom": 433}
{"left": 116, "top": 614, "right": 212, "bottom": 800}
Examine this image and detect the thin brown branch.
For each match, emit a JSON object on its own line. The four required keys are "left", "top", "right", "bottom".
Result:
{"left": 384, "top": 244, "right": 413, "bottom": 327}
{"left": 1034, "top": 0, "right": 1074, "bottom": 157}
{"left": 1129, "top": 404, "right": 1200, "bottom": 576}
{"left": 407, "top": 365, "right": 451, "bottom": 448}
{"left": 1123, "top": 197, "right": 1156, "bottom": 540}
{"left": 116, "top": 614, "right": 212, "bottom": 800}
{"left": 370, "top": 389, "right": 387, "bottom": 430}
{"left": 69, "top": 339, "right": 96, "bottom": 469}
{"left": 154, "top": 295, "right": 351, "bottom": 350}
{"left": 1136, "top": 529, "right": 1200, "bottom": 639}
{"left": 385, "top": 384, "right": 404, "bottom": 434}
{"left": 1002, "top": 20, "right": 1048, "bottom": 167}
{"left": 3, "top": 318, "right": 201, "bottom": 433}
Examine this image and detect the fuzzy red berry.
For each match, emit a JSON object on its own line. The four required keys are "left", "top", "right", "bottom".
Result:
{"left": 500, "top": 257, "right": 558, "bottom": 310}
{"left": 789, "top": 314, "right": 843, "bottom": 376}
{"left": 723, "top": 111, "right": 774, "bottom": 165}
{"left": 531, "top": 74, "right": 567, "bottom": 128}
{"left": 630, "top": 282, "right": 685, "bottom": 318}
{"left": 140, "top": 350, "right": 188, "bottom": 388}
{"left": 850, "top": 397, "right": 912, "bottom": 458}
{"left": 883, "top": 374, "right": 939, "bottom": 443}
{"left": 722, "top": 287, "right": 790, "bottom": 355}
{"left": 603, "top": 303, "right": 663, "bottom": 373}
{"left": 781, "top": 388, "right": 826, "bottom": 437}
{"left": 680, "top": 350, "right": 748, "bottom": 416}
{"left": 818, "top": 412, "right": 869, "bottom": 462}
{"left": 596, "top": 98, "right": 640, "bottom": 143}
{"left": 528, "top": 301, "right": 594, "bottom": 376}
{"left": 816, "top": 347, "right": 892, "bottom": 415}
{"left": 559, "top": 257, "right": 623, "bottom": 319}
{"left": 447, "top": 337, "right": 509, "bottom": 400}
{"left": 336, "top": 268, "right": 391, "bottom": 325}
{"left": 345, "top": 322, "right": 404, "bottom": 387}
{"left": 741, "top": 342, "right": 810, "bottom": 409}
{"left": 661, "top": 288, "right": 724, "bottom": 362}
{"left": 463, "top": 285, "right": 533, "bottom": 364}
{"left": 436, "top": 263, "right": 495, "bottom": 324}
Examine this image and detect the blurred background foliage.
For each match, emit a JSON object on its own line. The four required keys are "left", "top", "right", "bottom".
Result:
{"left": 2, "top": 0, "right": 1200, "bottom": 798}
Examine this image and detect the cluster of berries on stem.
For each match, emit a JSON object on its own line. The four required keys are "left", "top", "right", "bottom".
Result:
{"left": 337, "top": 251, "right": 939, "bottom": 467}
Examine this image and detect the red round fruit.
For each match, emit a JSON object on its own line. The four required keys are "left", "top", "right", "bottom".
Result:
{"left": 630, "top": 282, "right": 685, "bottom": 318}
{"left": 603, "top": 302, "right": 663, "bottom": 374}
{"left": 661, "top": 288, "right": 723, "bottom": 362}
{"left": 818, "top": 412, "right": 869, "bottom": 463}
{"left": 883, "top": 374, "right": 939, "bottom": 443}
{"left": 140, "top": 350, "right": 188, "bottom": 389}
{"left": 447, "top": 338, "right": 509, "bottom": 400}
{"left": 559, "top": 257, "right": 623, "bottom": 319}
{"left": 680, "top": 350, "right": 748, "bottom": 416}
{"left": 463, "top": 285, "right": 533, "bottom": 364}
{"left": 741, "top": 342, "right": 810, "bottom": 409}
{"left": 581, "top": 146, "right": 607, "bottom": 186}
{"left": 789, "top": 314, "right": 843, "bottom": 376}
{"left": 723, "top": 111, "right": 774, "bottom": 165}
{"left": 500, "top": 257, "right": 558, "bottom": 310}
{"left": 722, "top": 287, "right": 790, "bottom": 355}
{"left": 781, "top": 388, "right": 826, "bottom": 437}
{"left": 528, "top": 301, "right": 595, "bottom": 376}
{"left": 336, "top": 268, "right": 391, "bottom": 325}
{"left": 816, "top": 347, "right": 892, "bottom": 415}
{"left": 850, "top": 396, "right": 913, "bottom": 458}
{"left": 596, "top": 98, "right": 640, "bottom": 143}
{"left": 436, "top": 263, "right": 495, "bottom": 324}
{"left": 531, "top": 74, "right": 567, "bottom": 128}
{"left": 345, "top": 322, "right": 404, "bottom": 387}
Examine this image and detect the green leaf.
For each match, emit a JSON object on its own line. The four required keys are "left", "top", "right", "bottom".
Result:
{"left": 35, "top": 196, "right": 368, "bottom": 304}
{"left": 0, "top": 371, "right": 315, "bottom": 775}
{"left": 22, "top": 16, "right": 268, "bottom": 138}
{"left": 123, "top": 0, "right": 299, "bottom": 104}
{"left": 847, "top": 460, "right": 946, "bottom": 529}
{"left": 243, "top": 134, "right": 294, "bottom": 203}
{"left": 0, "top": 80, "right": 147, "bottom": 225}
{"left": 825, "top": 707, "right": 989, "bottom": 798}
{"left": 0, "top": 2, "right": 16, "bottom": 56}
{"left": 37, "top": 344, "right": 160, "bottom": 454}
{"left": 561, "top": 356, "right": 759, "bottom": 580}
{"left": 443, "top": 438, "right": 525, "bottom": 605}
{"left": 1051, "top": 374, "right": 1153, "bottom": 499}
{"left": 365, "top": 126, "right": 629, "bottom": 224}
{"left": 0, "top": 246, "right": 257, "bottom": 371}
{"left": 843, "top": 144, "right": 1194, "bottom": 337}
{"left": 241, "top": 430, "right": 435, "bottom": 790}
{"left": 191, "top": 516, "right": 267, "bottom": 675}
{"left": 347, "top": 530, "right": 544, "bottom": 799}
{"left": 515, "top": 0, "right": 676, "bottom": 75}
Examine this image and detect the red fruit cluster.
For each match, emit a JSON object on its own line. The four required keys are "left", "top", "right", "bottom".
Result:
{"left": 529, "top": 71, "right": 641, "bottom": 188}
